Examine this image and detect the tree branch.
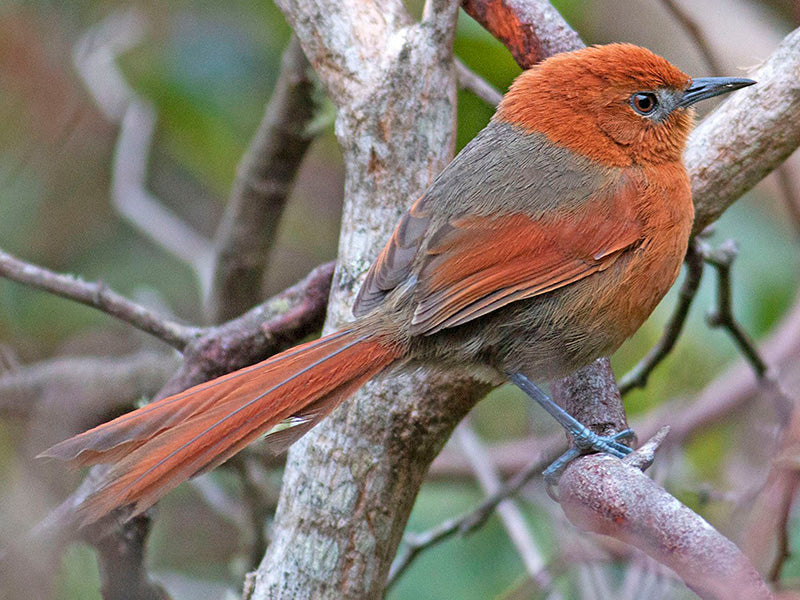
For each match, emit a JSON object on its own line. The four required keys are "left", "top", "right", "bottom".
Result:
{"left": 74, "top": 9, "right": 214, "bottom": 293}
{"left": 0, "top": 249, "right": 200, "bottom": 350}
{"left": 455, "top": 59, "right": 503, "bottom": 106}
{"left": 704, "top": 240, "right": 769, "bottom": 377}
{"left": 558, "top": 449, "right": 773, "bottom": 600}
{"left": 619, "top": 242, "right": 705, "bottom": 395}
{"left": 688, "top": 27, "right": 800, "bottom": 234}
{"left": 387, "top": 422, "right": 558, "bottom": 593}
{"left": 209, "top": 36, "right": 322, "bottom": 323}
{"left": 251, "top": 2, "right": 473, "bottom": 598}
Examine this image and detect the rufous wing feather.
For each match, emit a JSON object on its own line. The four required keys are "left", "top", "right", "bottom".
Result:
{"left": 410, "top": 177, "right": 644, "bottom": 334}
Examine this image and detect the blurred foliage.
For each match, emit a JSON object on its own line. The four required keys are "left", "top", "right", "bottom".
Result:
{"left": 1, "top": 0, "right": 799, "bottom": 598}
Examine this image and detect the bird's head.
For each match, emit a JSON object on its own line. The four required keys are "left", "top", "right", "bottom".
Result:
{"left": 495, "top": 44, "right": 754, "bottom": 166}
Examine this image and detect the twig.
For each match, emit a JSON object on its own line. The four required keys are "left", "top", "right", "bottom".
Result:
{"left": 619, "top": 243, "right": 704, "bottom": 394}
{"left": 0, "top": 249, "right": 200, "bottom": 350}
{"left": 703, "top": 240, "right": 768, "bottom": 377}
{"left": 74, "top": 9, "right": 214, "bottom": 294}
{"left": 30, "top": 262, "right": 334, "bottom": 561}
{"left": 209, "top": 36, "right": 322, "bottom": 323}
{"left": 455, "top": 423, "right": 557, "bottom": 594}
{"left": 455, "top": 58, "right": 503, "bottom": 106}
{"left": 657, "top": 0, "right": 723, "bottom": 74}
{"left": 387, "top": 442, "right": 558, "bottom": 590}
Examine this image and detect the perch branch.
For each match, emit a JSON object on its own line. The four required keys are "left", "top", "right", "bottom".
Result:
{"left": 558, "top": 446, "right": 773, "bottom": 600}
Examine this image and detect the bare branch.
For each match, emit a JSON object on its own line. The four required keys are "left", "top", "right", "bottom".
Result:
{"left": 462, "top": 0, "right": 583, "bottom": 68}
{"left": 91, "top": 515, "right": 171, "bottom": 600}
{"left": 558, "top": 451, "right": 773, "bottom": 600}
{"left": 619, "top": 242, "right": 705, "bottom": 395}
{"left": 455, "top": 59, "right": 503, "bottom": 106}
{"left": 31, "top": 262, "right": 333, "bottom": 567}
{"left": 0, "top": 249, "right": 200, "bottom": 350}
{"left": 74, "top": 9, "right": 214, "bottom": 293}
{"left": 703, "top": 240, "right": 768, "bottom": 377}
{"left": 689, "top": 27, "right": 800, "bottom": 234}
{"left": 156, "top": 260, "right": 334, "bottom": 399}
{"left": 252, "top": 1, "right": 466, "bottom": 598}
{"left": 388, "top": 441, "right": 558, "bottom": 590}
{"left": 657, "top": 0, "right": 724, "bottom": 74}
{"left": 274, "top": 0, "right": 412, "bottom": 105}
{"left": 209, "top": 36, "right": 322, "bottom": 323}
{"left": 455, "top": 424, "right": 556, "bottom": 592}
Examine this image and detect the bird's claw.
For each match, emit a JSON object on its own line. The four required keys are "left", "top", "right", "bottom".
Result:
{"left": 543, "top": 429, "right": 635, "bottom": 500}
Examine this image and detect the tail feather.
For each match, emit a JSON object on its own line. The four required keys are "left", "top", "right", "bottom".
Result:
{"left": 40, "top": 331, "right": 352, "bottom": 467}
{"left": 40, "top": 329, "right": 400, "bottom": 525}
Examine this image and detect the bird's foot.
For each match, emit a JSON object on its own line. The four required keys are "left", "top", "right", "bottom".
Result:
{"left": 543, "top": 428, "right": 635, "bottom": 482}
{"left": 507, "top": 372, "right": 636, "bottom": 495}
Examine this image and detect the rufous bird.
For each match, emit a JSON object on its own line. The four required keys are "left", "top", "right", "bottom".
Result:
{"left": 42, "top": 44, "right": 754, "bottom": 525}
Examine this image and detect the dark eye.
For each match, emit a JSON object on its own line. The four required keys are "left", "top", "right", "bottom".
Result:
{"left": 630, "top": 92, "right": 658, "bottom": 115}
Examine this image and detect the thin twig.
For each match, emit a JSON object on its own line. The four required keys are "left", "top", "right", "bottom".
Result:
{"left": 387, "top": 444, "right": 558, "bottom": 590}
{"left": 74, "top": 9, "right": 214, "bottom": 294}
{"left": 455, "top": 58, "right": 503, "bottom": 105}
{"left": 657, "top": 0, "right": 723, "bottom": 74}
{"left": 0, "top": 249, "right": 200, "bottom": 350}
{"left": 703, "top": 240, "right": 768, "bottom": 377}
{"left": 455, "top": 423, "right": 557, "bottom": 594}
{"left": 619, "top": 243, "right": 704, "bottom": 395}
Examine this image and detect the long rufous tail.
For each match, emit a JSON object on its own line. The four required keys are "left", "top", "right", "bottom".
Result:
{"left": 40, "top": 329, "right": 400, "bottom": 525}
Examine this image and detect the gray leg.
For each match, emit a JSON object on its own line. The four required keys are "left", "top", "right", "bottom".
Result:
{"left": 508, "top": 372, "right": 634, "bottom": 480}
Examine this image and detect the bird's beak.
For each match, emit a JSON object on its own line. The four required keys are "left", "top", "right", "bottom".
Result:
{"left": 678, "top": 77, "right": 756, "bottom": 108}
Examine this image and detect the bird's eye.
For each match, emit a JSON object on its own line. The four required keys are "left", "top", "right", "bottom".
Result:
{"left": 630, "top": 92, "right": 658, "bottom": 115}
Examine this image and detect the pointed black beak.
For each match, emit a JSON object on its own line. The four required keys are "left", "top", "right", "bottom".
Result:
{"left": 678, "top": 77, "right": 756, "bottom": 108}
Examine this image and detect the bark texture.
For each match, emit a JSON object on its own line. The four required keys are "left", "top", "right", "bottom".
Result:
{"left": 251, "top": 2, "right": 492, "bottom": 598}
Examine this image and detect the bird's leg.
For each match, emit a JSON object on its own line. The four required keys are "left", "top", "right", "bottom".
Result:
{"left": 507, "top": 372, "right": 635, "bottom": 483}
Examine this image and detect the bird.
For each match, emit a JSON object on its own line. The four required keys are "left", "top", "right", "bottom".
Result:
{"left": 41, "top": 44, "right": 755, "bottom": 526}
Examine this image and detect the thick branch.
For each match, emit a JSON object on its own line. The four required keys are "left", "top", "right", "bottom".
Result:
{"left": 688, "top": 27, "right": 800, "bottom": 233}
{"left": 462, "top": 0, "right": 583, "bottom": 68}
{"left": 0, "top": 249, "right": 200, "bottom": 350}
{"left": 559, "top": 452, "right": 773, "bottom": 600}
{"left": 253, "top": 2, "right": 465, "bottom": 598}
{"left": 209, "top": 37, "right": 321, "bottom": 323}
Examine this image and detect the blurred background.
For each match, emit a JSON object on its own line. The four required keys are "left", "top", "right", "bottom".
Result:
{"left": 1, "top": 0, "right": 799, "bottom": 598}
